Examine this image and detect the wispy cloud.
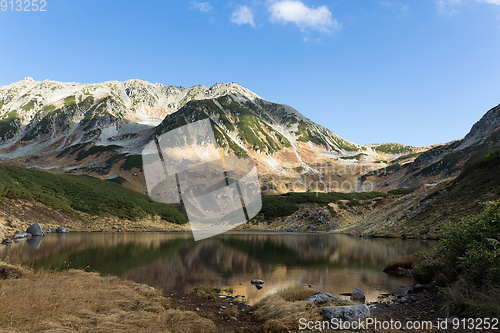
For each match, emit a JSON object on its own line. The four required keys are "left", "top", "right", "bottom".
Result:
{"left": 436, "top": 0, "right": 500, "bottom": 15}
{"left": 477, "top": 0, "right": 500, "bottom": 4}
{"left": 190, "top": 1, "right": 213, "bottom": 12}
{"left": 436, "top": 0, "right": 461, "bottom": 14}
{"left": 269, "top": 0, "right": 341, "bottom": 33}
{"left": 230, "top": 5, "right": 256, "bottom": 27}
{"left": 380, "top": 1, "right": 409, "bottom": 14}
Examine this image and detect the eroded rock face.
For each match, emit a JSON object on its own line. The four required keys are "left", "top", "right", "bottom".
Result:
{"left": 26, "top": 223, "right": 45, "bottom": 236}
{"left": 461, "top": 103, "right": 500, "bottom": 148}
{"left": 320, "top": 304, "right": 370, "bottom": 322}
{"left": 305, "top": 292, "right": 343, "bottom": 306}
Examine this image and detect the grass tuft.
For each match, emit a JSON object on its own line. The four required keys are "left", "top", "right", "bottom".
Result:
{"left": 251, "top": 286, "right": 321, "bottom": 332}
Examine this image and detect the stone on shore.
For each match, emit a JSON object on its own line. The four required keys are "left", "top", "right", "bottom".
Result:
{"left": 26, "top": 223, "right": 45, "bottom": 236}
{"left": 56, "top": 226, "right": 70, "bottom": 233}
{"left": 351, "top": 288, "right": 366, "bottom": 302}
{"left": 12, "top": 232, "right": 32, "bottom": 239}
{"left": 320, "top": 304, "right": 370, "bottom": 321}
{"left": 305, "top": 292, "right": 343, "bottom": 306}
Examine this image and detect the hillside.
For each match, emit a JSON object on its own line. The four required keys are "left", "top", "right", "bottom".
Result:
{"left": 336, "top": 147, "right": 500, "bottom": 237}
{"left": 0, "top": 165, "right": 188, "bottom": 240}
{"left": 359, "top": 103, "right": 500, "bottom": 192}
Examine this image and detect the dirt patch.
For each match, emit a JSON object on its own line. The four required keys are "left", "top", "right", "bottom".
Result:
{"left": 167, "top": 288, "right": 262, "bottom": 333}
{"left": 0, "top": 266, "right": 22, "bottom": 279}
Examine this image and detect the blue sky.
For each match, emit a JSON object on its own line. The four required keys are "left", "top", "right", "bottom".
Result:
{"left": 0, "top": 0, "right": 499, "bottom": 146}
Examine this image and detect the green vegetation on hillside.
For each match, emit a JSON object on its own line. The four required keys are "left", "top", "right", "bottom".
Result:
{"left": 64, "top": 95, "right": 76, "bottom": 106}
{"left": 0, "top": 110, "right": 20, "bottom": 139}
{"left": 42, "top": 104, "right": 56, "bottom": 113}
{"left": 295, "top": 121, "right": 329, "bottom": 148}
{"left": 260, "top": 191, "right": 386, "bottom": 219}
{"left": 75, "top": 145, "right": 121, "bottom": 161}
{"left": 21, "top": 100, "right": 35, "bottom": 111}
{"left": 218, "top": 96, "right": 280, "bottom": 154}
{"left": 408, "top": 148, "right": 500, "bottom": 241}
{"left": 393, "top": 152, "right": 421, "bottom": 163}
{"left": 273, "top": 131, "right": 292, "bottom": 148}
{"left": 363, "top": 163, "right": 401, "bottom": 177}
{"left": 0, "top": 165, "right": 187, "bottom": 223}
{"left": 340, "top": 153, "right": 368, "bottom": 160}
{"left": 122, "top": 155, "right": 143, "bottom": 171}
{"left": 375, "top": 143, "right": 414, "bottom": 154}
{"left": 416, "top": 150, "right": 464, "bottom": 177}
{"left": 414, "top": 200, "right": 500, "bottom": 317}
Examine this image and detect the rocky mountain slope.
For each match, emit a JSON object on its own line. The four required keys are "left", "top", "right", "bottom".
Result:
{"left": 358, "top": 103, "right": 500, "bottom": 191}
{"left": 0, "top": 78, "right": 415, "bottom": 193}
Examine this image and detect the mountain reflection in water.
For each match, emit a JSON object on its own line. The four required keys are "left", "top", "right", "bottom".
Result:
{"left": 0, "top": 232, "right": 436, "bottom": 304}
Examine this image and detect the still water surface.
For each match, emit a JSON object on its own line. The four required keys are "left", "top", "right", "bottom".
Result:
{"left": 0, "top": 232, "right": 436, "bottom": 304}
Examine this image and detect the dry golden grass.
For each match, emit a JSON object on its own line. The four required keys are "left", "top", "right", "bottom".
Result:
{"left": 444, "top": 279, "right": 500, "bottom": 318}
{"left": 186, "top": 286, "right": 218, "bottom": 300}
{"left": 383, "top": 254, "right": 419, "bottom": 272}
{"left": 251, "top": 286, "right": 322, "bottom": 333}
{"left": 321, "top": 299, "right": 353, "bottom": 307}
{"left": 0, "top": 267, "right": 217, "bottom": 333}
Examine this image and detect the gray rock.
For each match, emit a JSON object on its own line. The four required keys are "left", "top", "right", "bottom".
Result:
{"left": 26, "top": 223, "right": 45, "bottom": 236}
{"left": 320, "top": 304, "right": 370, "bottom": 321}
{"left": 12, "top": 232, "right": 32, "bottom": 239}
{"left": 305, "top": 292, "right": 342, "bottom": 306}
{"left": 56, "top": 226, "right": 70, "bottom": 233}
{"left": 251, "top": 279, "right": 264, "bottom": 285}
{"left": 351, "top": 288, "right": 365, "bottom": 302}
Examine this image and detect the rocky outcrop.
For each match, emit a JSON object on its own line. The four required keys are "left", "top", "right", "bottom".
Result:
{"left": 460, "top": 103, "right": 500, "bottom": 148}
{"left": 320, "top": 304, "right": 370, "bottom": 321}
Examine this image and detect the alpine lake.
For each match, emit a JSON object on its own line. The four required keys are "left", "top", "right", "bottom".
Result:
{"left": 0, "top": 231, "right": 436, "bottom": 305}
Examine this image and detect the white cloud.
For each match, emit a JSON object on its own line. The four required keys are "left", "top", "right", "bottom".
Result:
{"left": 436, "top": 0, "right": 500, "bottom": 14}
{"left": 269, "top": 0, "right": 341, "bottom": 33}
{"left": 230, "top": 5, "right": 256, "bottom": 27}
{"left": 190, "top": 1, "right": 213, "bottom": 12}
{"left": 477, "top": 0, "right": 500, "bottom": 4}
{"left": 381, "top": 1, "right": 409, "bottom": 13}
{"left": 436, "top": 0, "right": 462, "bottom": 14}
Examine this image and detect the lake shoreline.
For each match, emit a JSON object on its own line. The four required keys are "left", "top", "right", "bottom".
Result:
{"left": 0, "top": 261, "right": 460, "bottom": 333}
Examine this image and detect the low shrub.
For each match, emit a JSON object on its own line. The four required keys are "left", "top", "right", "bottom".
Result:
{"left": 413, "top": 200, "right": 500, "bottom": 317}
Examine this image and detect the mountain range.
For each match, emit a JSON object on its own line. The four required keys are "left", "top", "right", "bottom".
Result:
{"left": 0, "top": 77, "right": 498, "bottom": 195}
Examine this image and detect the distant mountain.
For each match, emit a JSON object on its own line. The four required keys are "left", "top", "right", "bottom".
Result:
{"left": 359, "top": 103, "right": 500, "bottom": 190}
